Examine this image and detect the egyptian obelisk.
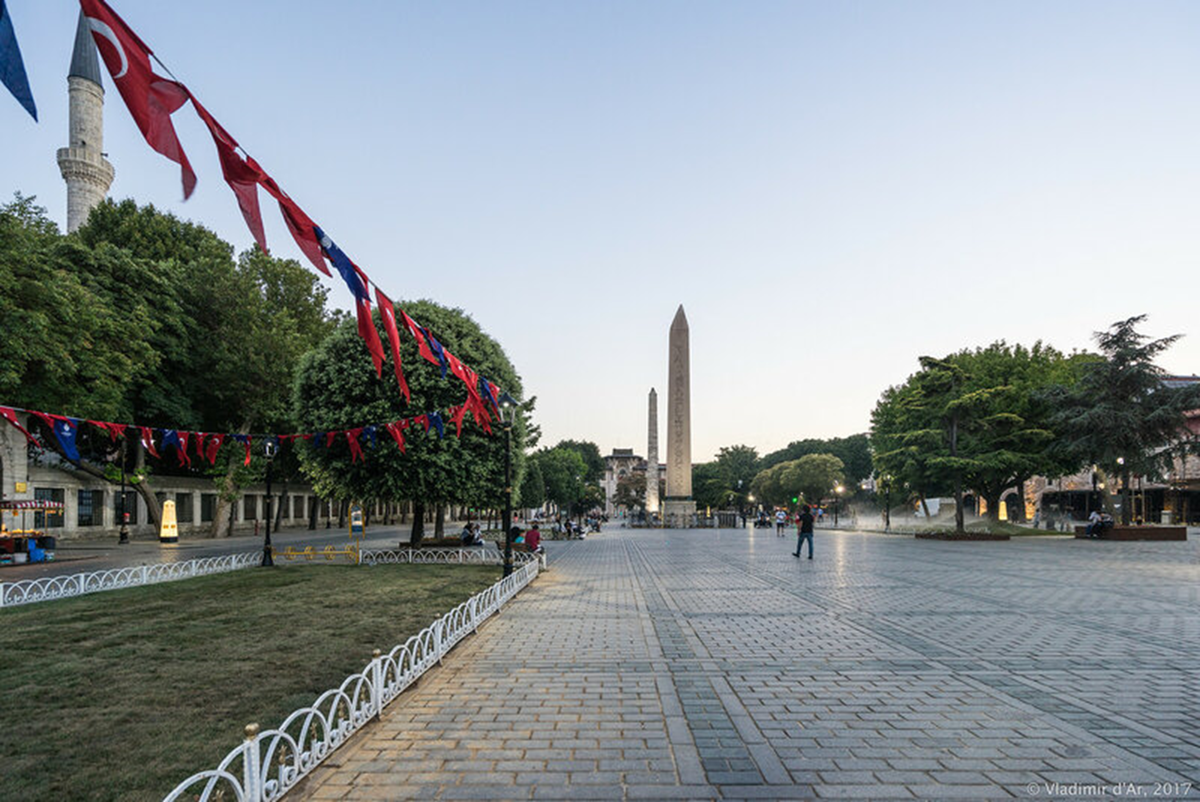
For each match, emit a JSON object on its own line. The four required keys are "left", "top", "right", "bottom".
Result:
{"left": 663, "top": 306, "right": 696, "bottom": 527}
{"left": 646, "top": 388, "right": 660, "bottom": 515}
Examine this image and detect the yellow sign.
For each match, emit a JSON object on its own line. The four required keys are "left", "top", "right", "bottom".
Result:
{"left": 159, "top": 499, "right": 179, "bottom": 544}
{"left": 14, "top": 482, "right": 27, "bottom": 493}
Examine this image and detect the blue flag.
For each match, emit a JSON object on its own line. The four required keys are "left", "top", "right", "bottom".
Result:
{"left": 0, "top": 0, "right": 36, "bottom": 120}
{"left": 53, "top": 417, "right": 81, "bottom": 463}
{"left": 427, "top": 411, "right": 445, "bottom": 440}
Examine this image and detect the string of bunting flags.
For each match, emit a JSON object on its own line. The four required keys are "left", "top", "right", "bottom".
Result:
{"left": 71, "top": 0, "right": 508, "bottom": 418}
{"left": 0, "top": 395, "right": 512, "bottom": 471}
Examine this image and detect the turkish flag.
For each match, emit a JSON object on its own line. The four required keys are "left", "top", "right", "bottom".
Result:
{"left": 384, "top": 420, "right": 408, "bottom": 453}
{"left": 139, "top": 426, "right": 160, "bottom": 458}
{"left": 399, "top": 309, "right": 437, "bottom": 364}
{"left": 345, "top": 428, "right": 364, "bottom": 463}
{"left": 257, "top": 175, "right": 330, "bottom": 277}
{"left": 374, "top": 289, "right": 411, "bottom": 404}
{"left": 1, "top": 407, "right": 34, "bottom": 443}
{"left": 80, "top": 0, "right": 197, "bottom": 198}
{"left": 193, "top": 99, "right": 267, "bottom": 253}
{"left": 205, "top": 433, "right": 225, "bottom": 464}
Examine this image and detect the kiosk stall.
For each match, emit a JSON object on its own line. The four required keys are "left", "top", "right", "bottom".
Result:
{"left": 0, "top": 499, "right": 62, "bottom": 565}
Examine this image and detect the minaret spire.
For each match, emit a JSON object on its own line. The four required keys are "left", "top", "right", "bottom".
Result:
{"left": 57, "top": 11, "right": 114, "bottom": 233}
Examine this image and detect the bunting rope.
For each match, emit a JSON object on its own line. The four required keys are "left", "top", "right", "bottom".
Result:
{"left": 0, "top": 396, "right": 498, "bottom": 470}
{"left": 74, "top": 0, "right": 508, "bottom": 417}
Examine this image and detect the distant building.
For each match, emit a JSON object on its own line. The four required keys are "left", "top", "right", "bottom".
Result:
{"left": 601, "top": 448, "right": 664, "bottom": 517}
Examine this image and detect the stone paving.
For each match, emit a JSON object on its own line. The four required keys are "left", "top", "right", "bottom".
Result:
{"left": 298, "top": 528, "right": 1200, "bottom": 801}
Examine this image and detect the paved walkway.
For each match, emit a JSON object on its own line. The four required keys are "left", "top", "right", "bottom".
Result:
{"left": 299, "top": 527, "right": 1200, "bottom": 801}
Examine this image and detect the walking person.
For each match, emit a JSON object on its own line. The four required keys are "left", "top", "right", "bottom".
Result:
{"left": 794, "top": 504, "right": 814, "bottom": 559}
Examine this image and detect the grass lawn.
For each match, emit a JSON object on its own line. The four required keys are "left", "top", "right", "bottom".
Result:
{"left": 0, "top": 563, "right": 500, "bottom": 802}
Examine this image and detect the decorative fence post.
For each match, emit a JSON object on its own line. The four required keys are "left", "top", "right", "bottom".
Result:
{"left": 371, "top": 649, "right": 383, "bottom": 719}
{"left": 242, "top": 723, "right": 262, "bottom": 802}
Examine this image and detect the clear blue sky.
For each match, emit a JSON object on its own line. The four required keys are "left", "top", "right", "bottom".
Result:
{"left": 6, "top": 1, "right": 1200, "bottom": 461}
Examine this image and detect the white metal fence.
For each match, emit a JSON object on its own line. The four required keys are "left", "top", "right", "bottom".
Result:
{"left": 0, "top": 551, "right": 261, "bottom": 608}
{"left": 162, "top": 553, "right": 542, "bottom": 802}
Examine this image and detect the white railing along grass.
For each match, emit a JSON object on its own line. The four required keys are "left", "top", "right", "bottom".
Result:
{"left": 0, "top": 551, "right": 261, "bottom": 608}
{"left": 162, "top": 552, "right": 542, "bottom": 802}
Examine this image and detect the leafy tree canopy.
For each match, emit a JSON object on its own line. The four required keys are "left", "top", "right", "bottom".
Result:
{"left": 294, "top": 300, "right": 527, "bottom": 525}
{"left": 762, "top": 434, "right": 871, "bottom": 485}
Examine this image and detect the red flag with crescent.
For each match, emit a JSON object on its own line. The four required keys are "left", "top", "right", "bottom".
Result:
{"left": 205, "top": 433, "right": 225, "bottom": 464}
{"left": 138, "top": 426, "right": 160, "bottom": 458}
{"left": 192, "top": 99, "right": 267, "bottom": 253}
{"left": 346, "top": 428, "right": 364, "bottom": 463}
{"left": 374, "top": 289, "right": 411, "bottom": 404}
{"left": 384, "top": 420, "right": 408, "bottom": 453}
{"left": 0, "top": 407, "right": 33, "bottom": 443}
{"left": 79, "top": 0, "right": 197, "bottom": 199}
{"left": 256, "top": 174, "right": 330, "bottom": 277}
{"left": 399, "top": 309, "right": 437, "bottom": 364}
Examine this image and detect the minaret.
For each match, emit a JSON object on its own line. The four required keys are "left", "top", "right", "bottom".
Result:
{"left": 57, "top": 12, "right": 114, "bottom": 233}
{"left": 663, "top": 305, "right": 696, "bottom": 527}
{"left": 646, "top": 388, "right": 660, "bottom": 515}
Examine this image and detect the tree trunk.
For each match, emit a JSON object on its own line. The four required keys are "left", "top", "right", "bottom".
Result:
{"left": 434, "top": 503, "right": 445, "bottom": 537}
{"left": 410, "top": 499, "right": 426, "bottom": 545}
{"left": 126, "top": 442, "right": 163, "bottom": 534}
{"left": 1120, "top": 469, "right": 1132, "bottom": 524}
{"left": 1011, "top": 480, "right": 1026, "bottom": 522}
{"left": 919, "top": 494, "right": 931, "bottom": 519}
{"left": 211, "top": 427, "right": 247, "bottom": 537}
{"left": 337, "top": 499, "right": 347, "bottom": 528}
{"left": 985, "top": 491, "right": 1002, "bottom": 523}
{"left": 950, "top": 412, "right": 964, "bottom": 534}
{"left": 308, "top": 495, "right": 319, "bottom": 530}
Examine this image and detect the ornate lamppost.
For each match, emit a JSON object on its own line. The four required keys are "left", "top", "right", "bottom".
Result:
{"left": 833, "top": 484, "right": 844, "bottom": 527}
{"left": 261, "top": 438, "right": 277, "bottom": 567}
{"left": 499, "top": 395, "right": 518, "bottom": 577}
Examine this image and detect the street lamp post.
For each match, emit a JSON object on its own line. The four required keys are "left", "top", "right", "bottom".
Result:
{"left": 834, "top": 484, "right": 844, "bottom": 527}
{"left": 261, "top": 439, "right": 277, "bottom": 567}
{"left": 118, "top": 437, "right": 130, "bottom": 544}
{"left": 499, "top": 395, "right": 518, "bottom": 577}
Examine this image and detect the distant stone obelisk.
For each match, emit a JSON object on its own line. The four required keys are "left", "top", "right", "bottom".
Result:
{"left": 663, "top": 306, "right": 696, "bottom": 527}
{"left": 646, "top": 388, "right": 660, "bottom": 515}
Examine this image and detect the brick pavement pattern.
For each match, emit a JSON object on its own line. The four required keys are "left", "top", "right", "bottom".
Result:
{"left": 299, "top": 528, "right": 1200, "bottom": 800}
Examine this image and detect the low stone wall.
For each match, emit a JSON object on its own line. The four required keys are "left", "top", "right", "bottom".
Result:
{"left": 915, "top": 532, "right": 1010, "bottom": 541}
{"left": 1073, "top": 525, "right": 1187, "bottom": 541}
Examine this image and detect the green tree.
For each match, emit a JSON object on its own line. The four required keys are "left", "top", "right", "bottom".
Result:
{"left": 871, "top": 341, "right": 1086, "bottom": 531}
{"left": 554, "top": 439, "right": 605, "bottom": 483}
{"left": 0, "top": 194, "right": 158, "bottom": 420}
{"left": 612, "top": 472, "right": 645, "bottom": 512}
{"left": 533, "top": 446, "right": 587, "bottom": 513}
{"left": 762, "top": 434, "right": 872, "bottom": 485}
{"left": 2, "top": 196, "right": 339, "bottom": 533}
{"left": 787, "top": 454, "right": 846, "bottom": 507}
{"left": 77, "top": 199, "right": 339, "bottom": 533}
{"left": 691, "top": 462, "right": 731, "bottom": 509}
{"left": 295, "top": 300, "right": 526, "bottom": 543}
{"left": 1045, "top": 316, "right": 1200, "bottom": 524}
{"left": 714, "top": 444, "right": 759, "bottom": 504}
{"left": 519, "top": 457, "right": 546, "bottom": 511}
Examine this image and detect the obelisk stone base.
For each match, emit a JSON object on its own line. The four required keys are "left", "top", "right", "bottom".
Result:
{"left": 662, "top": 499, "right": 696, "bottom": 528}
